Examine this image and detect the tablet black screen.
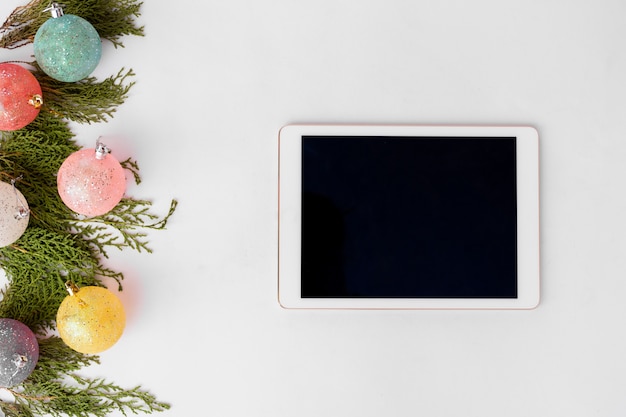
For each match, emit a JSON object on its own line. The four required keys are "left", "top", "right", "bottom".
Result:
{"left": 301, "top": 136, "right": 517, "bottom": 298}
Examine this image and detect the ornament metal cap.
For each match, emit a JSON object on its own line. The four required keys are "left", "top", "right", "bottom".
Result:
{"left": 95, "top": 138, "right": 111, "bottom": 160}
{"left": 64, "top": 281, "right": 87, "bottom": 306}
{"left": 29, "top": 94, "right": 43, "bottom": 109}
{"left": 13, "top": 354, "right": 29, "bottom": 369}
{"left": 10, "top": 176, "right": 29, "bottom": 220}
{"left": 65, "top": 281, "right": 79, "bottom": 296}
{"left": 44, "top": 2, "right": 64, "bottom": 18}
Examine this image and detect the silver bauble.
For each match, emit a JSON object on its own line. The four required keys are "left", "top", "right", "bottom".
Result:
{"left": 0, "top": 318, "right": 39, "bottom": 387}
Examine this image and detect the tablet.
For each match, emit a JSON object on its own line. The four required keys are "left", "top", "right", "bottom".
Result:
{"left": 278, "top": 125, "right": 540, "bottom": 309}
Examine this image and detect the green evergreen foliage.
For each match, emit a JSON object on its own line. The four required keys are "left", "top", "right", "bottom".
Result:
{"left": 0, "top": 0, "right": 143, "bottom": 49}
{"left": 35, "top": 68, "right": 137, "bottom": 124}
{"left": 2, "top": 338, "right": 170, "bottom": 417}
{"left": 0, "top": 0, "right": 174, "bottom": 415}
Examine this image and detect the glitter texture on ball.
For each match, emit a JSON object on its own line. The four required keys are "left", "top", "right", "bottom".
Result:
{"left": 0, "top": 181, "right": 30, "bottom": 247}
{"left": 0, "top": 318, "right": 39, "bottom": 387}
{"left": 0, "top": 63, "right": 43, "bottom": 131}
{"left": 57, "top": 285, "right": 126, "bottom": 354}
{"left": 57, "top": 146, "right": 126, "bottom": 217}
{"left": 33, "top": 5, "right": 102, "bottom": 82}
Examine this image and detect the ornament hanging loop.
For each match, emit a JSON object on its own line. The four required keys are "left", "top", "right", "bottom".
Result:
{"left": 95, "top": 138, "right": 110, "bottom": 160}
{"left": 44, "top": 2, "right": 65, "bottom": 18}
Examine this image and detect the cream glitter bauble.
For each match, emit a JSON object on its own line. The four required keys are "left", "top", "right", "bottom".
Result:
{"left": 0, "top": 181, "right": 29, "bottom": 247}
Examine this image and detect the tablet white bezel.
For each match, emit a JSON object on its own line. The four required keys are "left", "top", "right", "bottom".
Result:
{"left": 278, "top": 124, "right": 540, "bottom": 309}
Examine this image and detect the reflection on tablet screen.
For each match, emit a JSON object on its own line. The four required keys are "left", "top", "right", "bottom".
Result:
{"left": 301, "top": 136, "right": 517, "bottom": 299}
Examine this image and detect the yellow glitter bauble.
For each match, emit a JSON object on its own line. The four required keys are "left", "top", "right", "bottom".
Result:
{"left": 56, "top": 284, "right": 126, "bottom": 354}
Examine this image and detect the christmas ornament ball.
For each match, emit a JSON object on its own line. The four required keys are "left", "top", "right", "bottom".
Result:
{"left": 0, "top": 318, "right": 39, "bottom": 387}
{"left": 57, "top": 285, "right": 126, "bottom": 354}
{"left": 33, "top": 5, "right": 102, "bottom": 82}
{"left": 57, "top": 146, "right": 126, "bottom": 217}
{"left": 0, "top": 63, "right": 43, "bottom": 131}
{"left": 0, "top": 181, "right": 29, "bottom": 247}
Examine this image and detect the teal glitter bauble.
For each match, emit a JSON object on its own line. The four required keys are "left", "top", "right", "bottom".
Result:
{"left": 34, "top": 11, "right": 102, "bottom": 82}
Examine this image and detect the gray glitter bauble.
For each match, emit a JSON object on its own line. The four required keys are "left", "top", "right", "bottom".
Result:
{"left": 0, "top": 318, "right": 39, "bottom": 387}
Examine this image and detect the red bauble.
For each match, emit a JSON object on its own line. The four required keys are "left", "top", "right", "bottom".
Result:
{"left": 0, "top": 63, "right": 43, "bottom": 131}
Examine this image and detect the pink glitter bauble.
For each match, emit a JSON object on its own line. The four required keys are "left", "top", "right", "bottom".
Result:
{"left": 57, "top": 148, "right": 126, "bottom": 217}
{"left": 0, "top": 63, "right": 43, "bottom": 131}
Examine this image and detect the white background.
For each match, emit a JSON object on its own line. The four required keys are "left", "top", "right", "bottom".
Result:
{"left": 1, "top": 0, "right": 626, "bottom": 416}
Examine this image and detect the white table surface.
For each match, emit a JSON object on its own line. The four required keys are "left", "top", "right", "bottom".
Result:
{"left": 1, "top": 0, "right": 626, "bottom": 416}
